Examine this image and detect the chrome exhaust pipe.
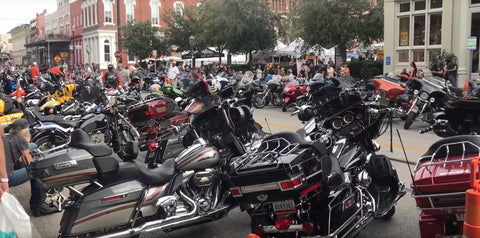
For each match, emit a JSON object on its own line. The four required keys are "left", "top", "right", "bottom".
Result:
{"left": 98, "top": 190, "right": 198, "bottom": 238}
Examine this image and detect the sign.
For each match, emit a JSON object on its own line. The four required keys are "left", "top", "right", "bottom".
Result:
{"left": 385, "top": 56, "right": 391, "bottom": 66}
{"left": 467, "top": 36, "right": 477, "bottom": 51}
{"left": 60, "top": 52, "right": 69, "bottom": 58}
{"left": 114, "top": 51, "right": 122, "bottom": 58}
{"left": 152, "top": 50, "right": 157, "bottom": 58}
{"left": 53, "top": 55, "right": 61, "bottom": 63}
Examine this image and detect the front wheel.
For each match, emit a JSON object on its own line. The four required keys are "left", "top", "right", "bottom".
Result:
{"left": 253, "top": 94, "right": 267, "bottom": 109}
{"left": 282, "top": 102, "right": 288, "bottom": 112}
{"left": 404, "top": 112, "right": 418, "bottom": 129}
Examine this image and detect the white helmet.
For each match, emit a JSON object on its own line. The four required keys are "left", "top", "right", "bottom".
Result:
{"left": 208, "top": 78, "right": 222, "bottom": 95}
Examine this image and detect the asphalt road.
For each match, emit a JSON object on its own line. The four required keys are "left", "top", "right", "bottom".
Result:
{"left": 9, "top": 106, "right": 440, "bottom": 238}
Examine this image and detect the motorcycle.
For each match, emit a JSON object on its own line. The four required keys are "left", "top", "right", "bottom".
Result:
{"left": 403, "top": 77, "right": 450, "bottom": 130}
{"left": 282, "top": 82, "right": 307, "bottom": 112}
{"left": 253, "top": 80, "right": 283, "bottom": 109}
{"left": 228, "top": 90, "right": 405, "bottom": 238}
{"left": 372, "top": 76, "right": 410, "bottom": 118}
{"left": 412, "top": 98, "right": 480, "bottom": 238}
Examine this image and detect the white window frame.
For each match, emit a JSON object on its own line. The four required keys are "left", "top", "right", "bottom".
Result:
{"left": 104, "top": 40, "right": 111, "bottom": 62}
{"left": 174, "top": 1, "right": 185, "bottom": 17}
{"left": 103, "top": 0, "right": 114, "bottom": 25}
{"left": 395, "top": 0, "right": 443, "bottom": 66}
{"left": 150, "top": 0, "right": 161, "bottom": 26}
{"left": 125, "top": 0, "right": 135, "bottom": 24}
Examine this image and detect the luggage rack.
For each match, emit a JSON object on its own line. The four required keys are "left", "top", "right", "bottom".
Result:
{"left": 232, "top": 137, "right": 299, "bottom": 173}
{"left": 412, "top": 140, "right": 480, "bottom": 210}
{"left": 414, "top": 141, "right": 480, "bottom": 173}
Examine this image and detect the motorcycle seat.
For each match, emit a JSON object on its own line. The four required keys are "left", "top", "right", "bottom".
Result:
{"left": 137, "top": 158, "right": 176, "bottom": 186}
{"left": 69, "top": 129, "right": 112, "bottom": 157}
{"left": 29, "top": 109, "right": 78, "bottom": 128}
{"left": 423, "top": 135, "right": 480, "bottom": 158}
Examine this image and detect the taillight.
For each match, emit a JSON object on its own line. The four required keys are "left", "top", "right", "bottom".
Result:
{"left": 102, "top": 194, "right": 126, "bottom": 203}
{"left": 148, "top": 143, "right": 157, "bottom": 151}
{"left": 300, "top": 182, "right": 321, "bottom": 197}
{"left": 275, "top": 216, "right": 293, "bottom": 230}
{"left": 279, "top": 177, "right": 303, "bottom": 191}
{"left": 302, "top": 222, "right": 314, "bottom": 234}
{"left": 230, "top": 187, "right": 242, "bottom": 197}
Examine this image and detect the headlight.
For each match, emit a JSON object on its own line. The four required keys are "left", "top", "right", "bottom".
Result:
{"left": 430, "top": 97, "right": 435, "bottom": 103}
{"left": 413, "top": 90, "right": 419, "bottom": 95}
{"left": 420, "top": 91, "right": 430, "bottom": 100}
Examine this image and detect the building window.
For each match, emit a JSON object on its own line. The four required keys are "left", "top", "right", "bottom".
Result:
{"left": 104, "top": 40, "right": 111, "bottom": 62}
{"left": 429, "top": 13, "right": 442, "bottom": 45}
{"left": 399, "top": 3, "right": 410, "bottom": 12}
{"left": 398, "top": 50, "right": 409, "bottom": 62}
{"left": 412, "top": 49, "right": 425, "bottom": 62}
{"left": 104, "top": 0, "right": 113, "bottom": 24}
{"left": 431, "top": 0, "right": 442, "bottom": 8}
{"left": 428, "top": 49, "right": 441, "bottom": 61}
{"left": 473, "top": 0, "right": 480, "bottom": 5}
{"left": 150, "top": 0, "right": 160, "bottom": 26}
{"left": 399, "top": 17, "right": 410, "bottom": 46}
{"left": 413, "top": 15, "right": 425, "bottom": 45}
{"left": 415, "top": 1, "right": 426, "bottom": 11}
{"left": 174, "top": 1, "right": 185, "bottom": 16}
{"left": 126, "top": 0, "right": 134, "bottom": 23}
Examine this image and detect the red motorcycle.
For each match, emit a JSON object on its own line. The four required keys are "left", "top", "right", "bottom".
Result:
{"left": 282, "top": 83, "right": 307, "bottom": 112}
{"left": 412, "top": 98, "right": 480, "bottom": 238}
{"left": 373, "top": 76, "right": 411, "bottom": 118}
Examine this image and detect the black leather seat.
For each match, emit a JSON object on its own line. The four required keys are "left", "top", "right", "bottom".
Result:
{"left": 423, "top": 135, "right": 480, "bottom": 157}
{"left": 69, "top": 129, "right": 112, "bottom": 157}
{"left": 31, "top": 109, "right": 78, "bottom": 128}
{"left": 263, "top": 131, "right": 306, "bottom": 144}
{"left": 137, "top": 158, "right": 176, "bottom": 186}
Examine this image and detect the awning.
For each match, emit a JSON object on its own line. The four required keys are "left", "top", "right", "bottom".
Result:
{"left": 182, "top": 48, "right": 225, "bottom": 59}
{"left": 25, "top": 38, "right": 71, "bottom": 47}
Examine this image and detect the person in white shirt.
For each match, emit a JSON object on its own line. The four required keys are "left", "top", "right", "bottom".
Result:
{"left": 168, "top": 62, "right": 180, "bottom": 87}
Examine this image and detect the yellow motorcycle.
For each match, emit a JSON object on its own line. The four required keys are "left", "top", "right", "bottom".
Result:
{"left": 39, "top": 84, "right": 76, "bottom": 115}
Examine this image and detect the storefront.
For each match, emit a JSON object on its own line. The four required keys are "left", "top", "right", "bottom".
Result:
{"left": 384, "top": 0, "right": 480, "bottom": 85}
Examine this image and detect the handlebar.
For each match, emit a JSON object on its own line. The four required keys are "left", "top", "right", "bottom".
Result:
{"left": 419, "top": 126, "right": 433, "bottom": 134}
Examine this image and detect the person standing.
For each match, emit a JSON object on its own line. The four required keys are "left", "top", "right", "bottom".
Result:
{"left": 341, "top": 64, "right": 351, "bottom": 76}
{"left": 102, "top": 64, "right": 122, "bottom": 89}
{"left": 431, "top": 58, "right": 445, "bottom": 78}
{"left": 30, "top": 62, "right": 40, "bottom": 82}
{"left": 167, "top": 61, "right": 180, "bottom": 87}
{"left": 326, "top": 63, "right": 337, "bottom": 78}
{"left": 445, "top": 57, "right": 458, "bottom": 86}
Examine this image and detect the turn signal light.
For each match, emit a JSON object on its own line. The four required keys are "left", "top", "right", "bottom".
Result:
{"left": 279, "top": 177, "right": 303, "bottom": 191}
{"left": 303, "top": 222, "right": 314, "bottom": 234}
{"left": 230, "top": 187, "right": 242, "bottom": 197}
{"left": 275, "top": 216, "right": 293, "bottom": 230}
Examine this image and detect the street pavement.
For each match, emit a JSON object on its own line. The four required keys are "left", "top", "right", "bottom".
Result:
{"left": 9, "top": 106, "right": 440, "bottom": 238}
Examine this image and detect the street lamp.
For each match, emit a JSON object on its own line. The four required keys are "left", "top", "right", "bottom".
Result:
{"left": 189, "top": 35, "right": 196, "bottom": 68}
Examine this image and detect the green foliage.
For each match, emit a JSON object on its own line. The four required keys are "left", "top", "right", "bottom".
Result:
{"left": 296, "top": 0, "right": 384, "bottom": 61}
{"left": 163, "top": 6, "right": 205, "bottom": 52}
{"left": 428, "top": 50, "right": 457, "bottom": 71}
{"left": 119, "top": 22, "right": 169, "bottom": 60}
{"left": 349, "top": 60, "right": 383, "bottom": 79}
{"left": 198, "top": 0, "right": 276, "bottom": 56}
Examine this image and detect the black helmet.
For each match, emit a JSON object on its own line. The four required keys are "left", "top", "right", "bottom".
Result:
{"left": 108, "top": 64, "right": 114, "bottom": 70}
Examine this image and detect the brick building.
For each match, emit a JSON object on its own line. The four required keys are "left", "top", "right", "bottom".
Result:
{"left": 71, "top": 0, "right": 84, "bottom": 65}
{"left": 79, "top": 0, "right": 198, "bottom": 70}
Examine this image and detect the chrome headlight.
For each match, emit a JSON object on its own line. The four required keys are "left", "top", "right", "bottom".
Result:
{"left": 413, "top": 90, "right": 419, "bottom": 95}
{"left": 420, "top": 91, "right": 430, "bottom": 100}
{"left": 429, "top": 97, "right": 435, "bottom": 103}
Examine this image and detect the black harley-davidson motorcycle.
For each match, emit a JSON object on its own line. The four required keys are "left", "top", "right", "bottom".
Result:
{"left": 228, "top": 90, "right": 405, "bottom": 238}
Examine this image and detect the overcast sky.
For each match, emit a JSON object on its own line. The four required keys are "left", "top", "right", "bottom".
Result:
{"left": 0, "top": 0, "right": 57, "bottom": 34}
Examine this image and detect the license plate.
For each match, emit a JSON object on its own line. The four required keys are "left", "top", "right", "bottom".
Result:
{"left": 456, "top": 213, "right": 465, "bottom": 221}
{"left": 272, "top": 200, "right": 296, "bottom": 214}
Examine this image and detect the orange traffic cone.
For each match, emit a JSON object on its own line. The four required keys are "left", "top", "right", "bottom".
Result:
{"left": 247, "top": 234, "right": 261, "bottom": 238}
{"left": 464, "top": 156, "right": 480, "bottom": 238}
{"left": 463, "top": 79, "right": 470, "bottom": 98}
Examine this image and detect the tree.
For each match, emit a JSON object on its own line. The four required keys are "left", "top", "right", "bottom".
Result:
{"left": 296, "top": 0, "right": 384, "bottom": 62}
{"left": 198, "top": 0, "right": 277, "bottom": 64}
{"left": 119, "top": 22, "right": 169, "bottom": 60}
{"left": 163, "top": 6, "right": 205, "bottom": 52}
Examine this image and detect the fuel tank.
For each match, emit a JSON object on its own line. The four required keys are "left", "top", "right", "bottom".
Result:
{"left": 175, "top": 139, "right": 220, "bottom": 171}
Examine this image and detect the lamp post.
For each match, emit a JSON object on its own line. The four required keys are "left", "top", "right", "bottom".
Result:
{"left": 189, "top": 35, "right": 196, "bottom": 68}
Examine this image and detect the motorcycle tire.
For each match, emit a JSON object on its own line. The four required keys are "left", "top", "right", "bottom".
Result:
{"left": 404, "top": 111, "right": 417, "bottom": 129}
{"left": 282, "top": 102, "right": 288, "bottom": 112}
{"left": 253, "top": 95, "right": 267, "bottom": 109}
{"left": 381, "top": 206, "right": 396, "bottom": 220}
{"left": 34, "top": 133, "right": 69, "bottom": 152}
{"left": 117, "top": 129, "right": 139, "bottom": 162}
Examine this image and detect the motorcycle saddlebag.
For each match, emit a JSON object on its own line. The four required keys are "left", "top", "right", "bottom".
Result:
{"left": 229, "top": 147, "right": 322, "bottom": 205}
{"left": 128, "top": 98, "right": 171, "bottom": 123}
{"left": 31, "top": 148, "right": 97, "bottom": 189}
{"left": 60, "top": 180, "right": 145, "bottom": 236}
